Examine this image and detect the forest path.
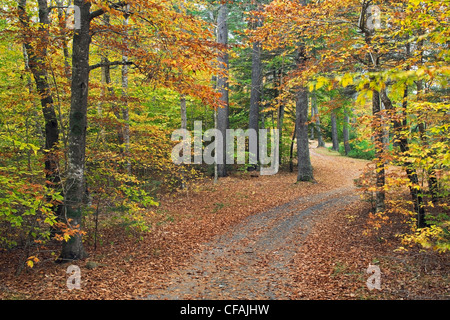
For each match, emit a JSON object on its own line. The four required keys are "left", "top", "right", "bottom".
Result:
{"left": 144, "top": 145, "right": 366, "bottom": 300}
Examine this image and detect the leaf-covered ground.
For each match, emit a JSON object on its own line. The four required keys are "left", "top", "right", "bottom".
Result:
{"left": 0, "top": 144, "right": 448, "bottom": 300}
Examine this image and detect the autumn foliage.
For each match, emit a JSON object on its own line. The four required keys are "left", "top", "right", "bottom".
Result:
{"left": 0, "top": 0, "right": 219, "bottom": 267}
{"left": 0, "top": 0, "right": 448, "bottom": 300}
{"left": 252, "top": 0, "right": 449, "bottom": 252}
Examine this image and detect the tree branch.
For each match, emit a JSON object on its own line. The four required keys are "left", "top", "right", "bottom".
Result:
{"left": 89, "top": 8, "right": 105, "bottom": 21}
{"left": 89, "top": 60, "right": 134, "bottom": 71}
{"left": 380, "top": 87, "right": 394, "bottom": 110}
{"left": 90, "top": 1, "right": 129, "bottom": 21}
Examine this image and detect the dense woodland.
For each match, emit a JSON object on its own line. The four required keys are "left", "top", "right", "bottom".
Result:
{"left": 0, "top": 0, "right": 448, "bottom": 291}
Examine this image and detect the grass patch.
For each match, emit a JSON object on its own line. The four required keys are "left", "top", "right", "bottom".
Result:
{"left": 338, "top": 140, "right": 376, "bottom": 160}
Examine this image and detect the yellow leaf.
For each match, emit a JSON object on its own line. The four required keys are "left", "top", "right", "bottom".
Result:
{"left": 342, "top": 74, "right": 353, "bottom": 88}
{"left": 315, "top": 76, "right": 328, "bottom": 90}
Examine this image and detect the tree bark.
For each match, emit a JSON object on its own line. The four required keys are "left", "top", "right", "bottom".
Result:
{"left": 289, "top": 123, "right": 297, "bottom": 173}
{"left": 296, "top": 87, "right": 313, "bottom": 181}
{"left": 101, "top": 14, "right": 124, "bottom": 152}
{"left": 403, "top": 85, "right": 426, "bottom": 228}
{"left": 372, "top": 88, "right": 386, "bottom": 213}
{"left": 380, "top": 87, "right": 426, "bottom": 226}
{"left": 343, "top": 109, "right": 351, "bottom": 155}
{"left": 331, "top": 110, "right": 339, "bottom": 152}
{"left": 401, "top": 86, "right": 426, "bottom": 227}
{"left": 277, "top": 104, "right": 285, "bottom": 165}
{"left": 295, "top": 0, "right": 313, "bottom": 182}
{"left": 180, "top": 95, "right": 188, "bottom": 130}
{"left": 249, "top": 8, "right": 263, "bottom": 168}
{"left": 312, "top": 93, "right": 325, "bottom": 148}
{"left": 249, "top": 41, "right": 262, "bottom": 166}
{"left": 277, "top": 63, "right": 285, "bottom": 165}
{"left": 216, "top": 4, "right": 229, "bottom": 177}
{"left": 18, "top": 0, "right": 63, "bottom": 220}
{"left": 415, "top": 31, "right": 438, "bottom": 205}
{"left": 122, "top": 8, "right": 131, "bottom": 174}
{"left": 359, "top": 0, "right": 386, "bottom": 213}
{"left": 55, "top": 0, "right": 71, "bottom": 79}
{"left": 60, "top": 0, "right": 93, "bottom": 261}
{"left": 310, "top": 102, "right": 315, "bottom": 140}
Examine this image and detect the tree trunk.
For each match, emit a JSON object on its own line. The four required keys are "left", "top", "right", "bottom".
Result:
{"left": 343, "top": 109, "right": 351, "bottom": 155}
{"left": 102, "top": 14, "right": 124, "bottom": 151}
{"left": 312, "top": 93, "right": 325, "bottom": 148}
{"left": 296, "top": 87, "right": 313, "bottom": 181}
{"left": 179, "top": 95, "right": 187, "bottom": 189}
{"left": 380, "top": 101, "right": 390, "bottom": 151}
{"left": 359, "top": 1, "right": 386, "bottom": 213}
{"left": 277, "top": 63, "right": 285, "bottom": 165}
{"left": 416, "top": 80, "right": 438, "bottom": 204}
{"left": 180, "top": 95, "right": 187, "bottom": 130}
{"left": 22, "top": 45, "right": 44, "bottom": 146}
{"left": 249, "top": 6, "right": 263, "bottom": 168}
{"left": 372, "top": 88, "right": 386, "bottom": 213}
{"left": 249, "top": 41, "right": 262, "bottom": 167}
{"left": 277, "top": 104, "right": 285, "bottom": 166}
{"left": 216, "top": 4, "right": 229, "bottom": 177}
{"left": 295, "top": 0, "right": 313, "bottom": 182}
{"left": 331, "top": 110, "right": 339, "bottom": 151}
{"left": 214, "top": 107, "right": 219, "bottom": 184}
{"left": 415, "top": 31, "right": 438, "bottom": 205}
{"left": 380, "top": 86, "right": 426, "bottom": 226}
{"left": 60, "top": 0, "right": 92, "bottom": 261}
{"left": 122, "top": 8, "right": 131, "bottom": 174}
{"left": 289, "top": 123, "right": 297, "bottom": 173}
{"left": 310, "top": 102, "right": 315, "bottom": 140}
{"left": 402, "top": 86, "right": 426, "bottom": 228}
{"left": 18, "top": 0, "right": 63, "bottom": 220}
{"left": 55, "top": 0, "right": 71, "bottom": 79}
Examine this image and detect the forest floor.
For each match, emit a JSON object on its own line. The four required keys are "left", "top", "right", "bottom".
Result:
{"left": 0, "top": 142, "right": 448, "bottom": 300}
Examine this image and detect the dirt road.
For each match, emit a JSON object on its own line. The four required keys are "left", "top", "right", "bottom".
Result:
{"left": 144, "top": 148, "right": 366, "bottom": 300}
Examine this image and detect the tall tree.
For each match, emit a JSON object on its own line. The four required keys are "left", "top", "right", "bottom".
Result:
{"left": 310, "top": 102, "right": 315, "bottom": 140}
{"left": 295, "top": 0, "right": 313, "bottom": 182}
{"left": 18, "top": 0, "right": 63, "bottom": 220}
{"left": 371, "top": 87, "right": 386, "bottom": 213}
{"left": 121, "top": 6, "right": 131, "bottom": 174}
{"left": 248, "top": 5, "right": 263, "bottom": 168}
{"left": 357, "top": 0, "right": 385, "bottom": 213}
{"left": 296, "top": 87, "right": 313, "bottom": 181}
{"left": 277, "top": 57, "right": 287, "bottom": 163}
{"left": 312, "top": 92, "right": 325, "bottom": 148}
{"left": 216, "top": 3, "right": 229, "bottom": 177}
{"left": 59, "top": 0, "right": 93, "bottom": 261}
{"left": 330, "top": 109, "right": 339, "bottom": 152}
{"left": 100, "top": 13, "right": 124, "bottom": 152}
{"left": 343, "top": 109, "right": 351, "bottom": 155}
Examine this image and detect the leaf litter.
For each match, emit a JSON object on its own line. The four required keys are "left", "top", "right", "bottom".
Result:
{"left": 0, "top": 145, "right": 448, "bottom": 300}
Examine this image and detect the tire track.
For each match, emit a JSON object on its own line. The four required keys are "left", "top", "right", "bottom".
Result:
{"left": 144, "top": 186, "right": 360, "bottom": 300}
